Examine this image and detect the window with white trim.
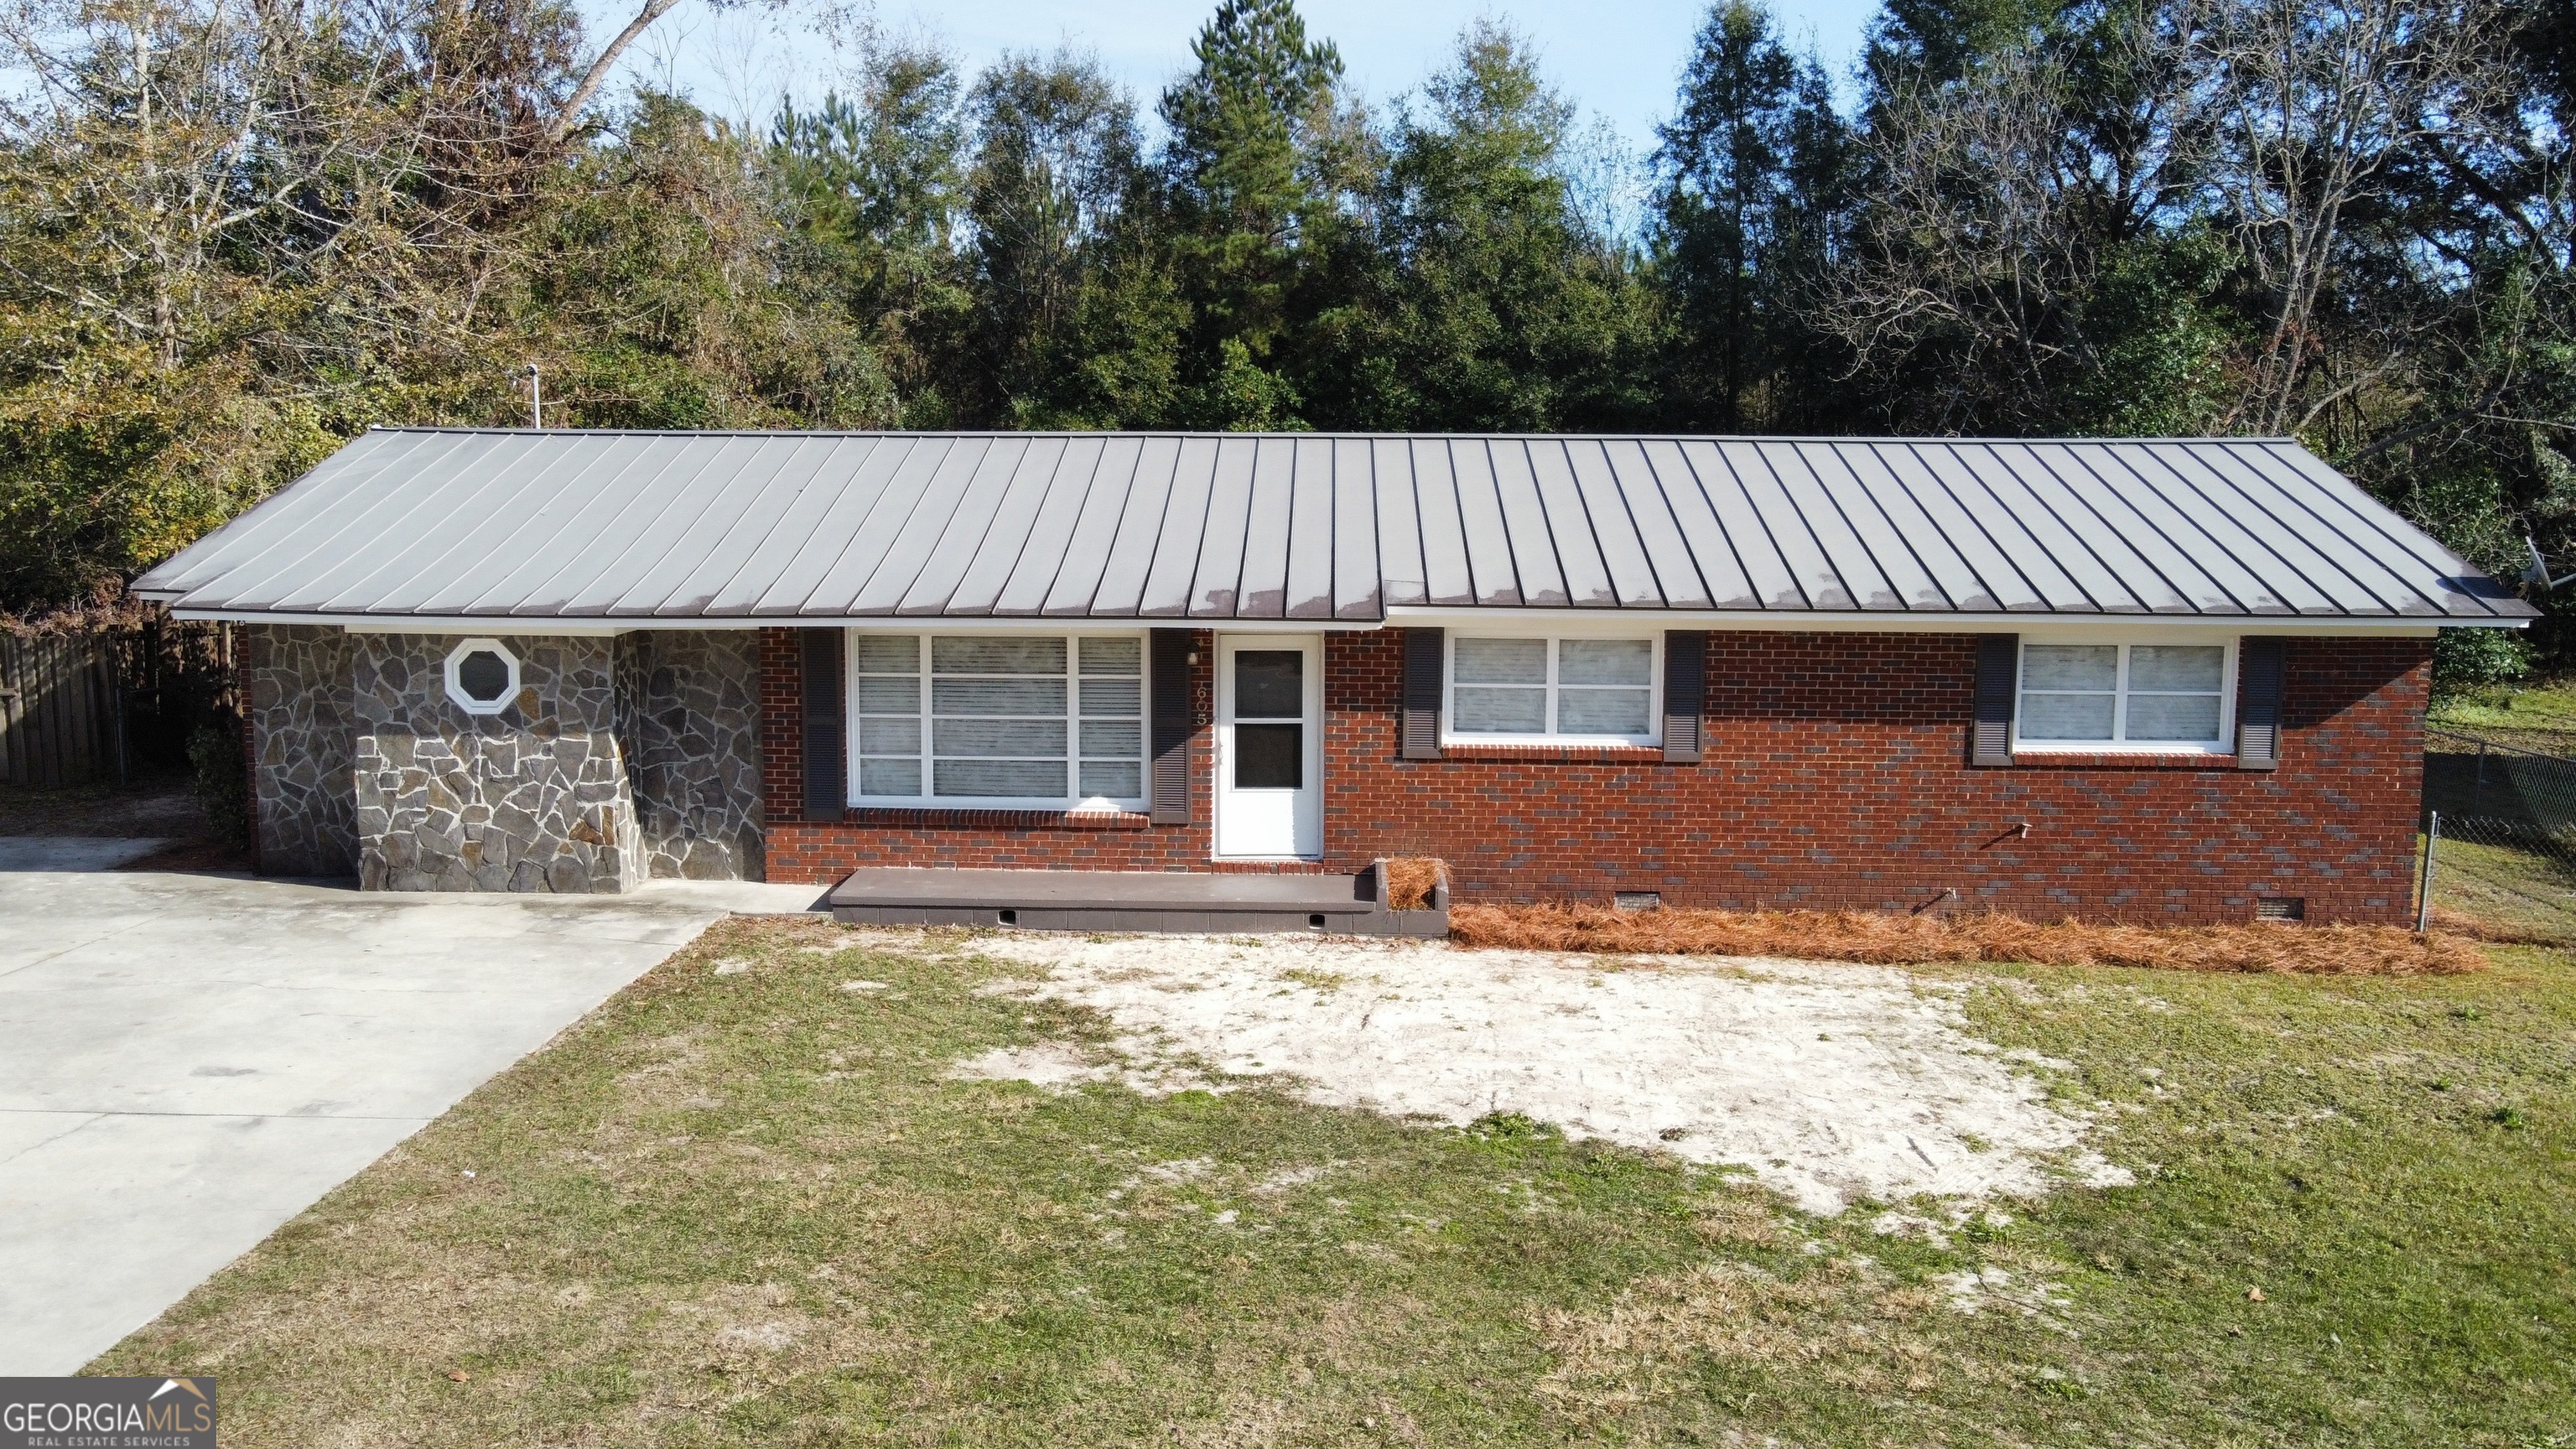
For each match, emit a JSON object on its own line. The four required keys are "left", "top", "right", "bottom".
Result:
{"left": 848, "top": 633, "right": 1147, "bottom": 808}
{"left": 1446, "top": 636, "right": 1659, "bottom": 745}
{"left": 2016, "top": 641, "right": 2231, "bottom": 750}
{"left": 444, "top": 638, "right": 520, "bottom": 715}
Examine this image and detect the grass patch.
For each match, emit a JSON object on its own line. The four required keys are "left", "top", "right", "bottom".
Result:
{"left": 2432, "top": 674, "right": 2576, "bottom": 739}
{"left": 2429, "top": 834, "right": 2576, "bottom": 944}
{"left": 1450, "top": 902, "right": 2487, "bottom": 975}
{"left": 94, "top": 919, "right": 2575, "bottom": 1446}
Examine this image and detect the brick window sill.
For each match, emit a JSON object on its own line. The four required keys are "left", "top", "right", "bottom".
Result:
{"left": 2009, "top": 752, "right": 2242, "bottom": 771}
{"left": 836, "top": 808, "right": 1154, "bottom": 830}
{"left": 1426, "top": 745, "right": 1670, "bottom": 763}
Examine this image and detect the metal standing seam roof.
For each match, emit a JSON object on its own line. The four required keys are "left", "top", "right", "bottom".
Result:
{"left": 132, "top": 428, "right": 2534, "bottom": 624}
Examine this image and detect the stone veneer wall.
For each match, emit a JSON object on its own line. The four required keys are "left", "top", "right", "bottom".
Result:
{"left": 242, "top": 624, "right": 357, "bottom": 875}
{"left": 616, "top": 630, "right": 766, "bottom": 880}
{"left": 353, "top": 635, "right": 642, "bottom": 892}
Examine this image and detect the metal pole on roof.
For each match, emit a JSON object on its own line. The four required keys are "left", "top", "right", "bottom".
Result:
{"left": 2417, "top": 810, "right": 2439, "bottom": 933}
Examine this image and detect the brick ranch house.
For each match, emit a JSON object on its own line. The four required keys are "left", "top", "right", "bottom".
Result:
{"left": 133, "top": 428, "right": 2532, "bottom": 926}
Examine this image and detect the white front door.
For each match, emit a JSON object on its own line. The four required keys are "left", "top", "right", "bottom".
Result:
{"left": 1214, "top": 634, "right": 1322, "bottom": 860}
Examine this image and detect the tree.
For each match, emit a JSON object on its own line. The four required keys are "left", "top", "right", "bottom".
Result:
{"left": 2339, "top": 0, "right": 2575, "bottom": 621}
{"left": 1321, "top": 21, "right": 1654, "bottom": 431}
{"left": 1821, "top": 1, "right": 2236, "bottom": 433}
{"left": 1155, "top": 0, "right": 1358, "bottom": 428}
{"left": 524, "top": 94, "right": 891, "bottom": 429}
{"left": 0, "top": 0, "right": 579, "bottom": 607}
{"left": 1867, "top": 0, "right": 2070, "bottom": 86}
{"left": 552, "top": 0, "right": 786, "bottom": 143}
{"left": 771, "top": 34, "right": 972, "bottom": 423}
{"left": 2198, "top": 0, "right": 2516, "bottom": 435}
{"left": 1654, "top": 0, "right": 1853, "bottom": 429}
{"left": 961, "top": 51, "right": 1155, "bottom": 423}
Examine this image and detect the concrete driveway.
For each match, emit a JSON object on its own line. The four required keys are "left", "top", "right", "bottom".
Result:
{"left": 0, "top": 839, "right": 821, "bottom": 1374}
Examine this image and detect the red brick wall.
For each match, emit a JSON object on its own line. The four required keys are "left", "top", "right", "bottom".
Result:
{"left": 759, "top": 625, "right": 2429, "bottom": 925}
{"left": 760, "top": 627, "right": 1224, "bottom": 880}
{"left": 1323, "top": 630, "right": 2429, "bottom": 925}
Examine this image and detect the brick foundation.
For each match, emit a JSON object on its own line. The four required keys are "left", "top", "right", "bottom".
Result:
{"left": 758, "top": 626, "right": 2429, "bottom": 925}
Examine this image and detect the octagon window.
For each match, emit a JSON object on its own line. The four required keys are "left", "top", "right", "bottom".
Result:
{"left": 444, "top": 638, "right": 521, "bottom": 715}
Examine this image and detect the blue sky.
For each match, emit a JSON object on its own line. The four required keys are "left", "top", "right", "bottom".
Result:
{"left": 604, "top": 0, "right": 1882, "bottom": 159}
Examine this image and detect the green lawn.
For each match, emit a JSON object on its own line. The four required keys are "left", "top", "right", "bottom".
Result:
{"left": 2431, "top": 832, "right": 2576, "bottom": 942}
{"left": 96, "top": 918, "right": 2575, "bottom": 1446}
{"left": 2432, "top": 674, "right": 2576, "bottom": 742}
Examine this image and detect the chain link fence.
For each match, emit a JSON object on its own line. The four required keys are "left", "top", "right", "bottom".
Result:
{"left": 2423, "top": 728, "right": 2576, "bottom": 938}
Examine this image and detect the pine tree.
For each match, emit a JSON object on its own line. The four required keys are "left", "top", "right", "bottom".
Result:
{"left": 1326, "top": 22, "right": 1654, "bottom": 431}
{"left": 1155, "top": 0, "right": 1356, "bottom": 429}
{"left": 1653, "top": 0, "right": 1852, "bottom": 429}
{"left": 963, "top": 52, "right": 1182, "bottom": 427}
{"left": 771, "top": 39, "right": 972, "bottom": 424}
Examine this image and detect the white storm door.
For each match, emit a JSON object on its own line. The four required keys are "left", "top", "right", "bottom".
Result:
{"left": 1214, "top": 635, "right": 1322, "bottom": 860}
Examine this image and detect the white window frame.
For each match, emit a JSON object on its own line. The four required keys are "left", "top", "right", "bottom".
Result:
{"left": 1441, "top": 631, "right": 1663, "bottom": 748}
{"left": 443, "top": 637, "right": 520, "bottom": 716}
{"left": 844, "top": 629, "right": 1151, "bottom": 812}
{"left": 2012, "top": 634, "right": 2236, "bottom": 754}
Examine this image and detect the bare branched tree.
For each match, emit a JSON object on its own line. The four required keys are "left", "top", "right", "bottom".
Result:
{"left": 2198, "top": 0, "right": 2513, "bottom": 434}
{"left": 1821, "top": 0, "right": 2516, "bottom": 438}
{"left": 0, "top": 0, "right": 588, "bottom": 600}
{"left": 551, "top": 0, "right": 681, "bottom": 143}
{"left": 1820, "top": 8, "right": 2202, "bottom": 432}
{"left": 0, "top": 0, "right": 590, "bottom": 377}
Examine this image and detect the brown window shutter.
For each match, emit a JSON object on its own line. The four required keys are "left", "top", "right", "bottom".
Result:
{"left": 802, "top": 630, "right": 845, "bottom": 820}
{"left": 1662, "top": 631, "right": 1706, "bottom": 763}
{"left": 1401, "top": 627, "right": 1444, "bottom": 761}
{"left": 1150, "top": 629, "right": 1192, "bottom": 823}
{"left": 2236, "top": 636, "right": 2285, "bottom": 770}
{"left": 1972, "top": 634, "right": 2018, "bottom": 766}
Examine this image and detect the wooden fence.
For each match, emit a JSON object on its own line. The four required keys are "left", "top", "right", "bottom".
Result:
{"left": 0, "top": 632, "right": 122, "bottom": 787}
{"left": 0, "top": 622, "right": 236, "bottom": 788}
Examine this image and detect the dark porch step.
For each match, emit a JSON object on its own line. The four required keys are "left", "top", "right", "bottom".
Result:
{"left": 826, "top": 866, "right": 1447, "bottom": 937}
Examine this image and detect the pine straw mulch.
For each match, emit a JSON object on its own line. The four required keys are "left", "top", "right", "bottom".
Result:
{"left": 2425, "top": 906, "right": 2573, "bottom": 947}
{"left": 1381, "top": 856, "right": 1448, "bottom": 911}
{"left": 1447, "top": 902, "right": 2491, "bottom": 976}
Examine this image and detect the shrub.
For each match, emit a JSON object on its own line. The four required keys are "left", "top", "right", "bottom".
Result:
{"left": 2433, "top": 627, "right": 2530, "bottom": 693}
{"left": 186, "top": 719, "right": 248, "bottom": 843}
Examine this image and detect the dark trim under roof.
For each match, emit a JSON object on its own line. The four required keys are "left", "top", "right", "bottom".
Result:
{"left": 134, "top": 428, "right": 2532, "bottom": 625}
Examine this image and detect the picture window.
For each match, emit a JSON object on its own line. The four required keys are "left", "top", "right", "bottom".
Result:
{"left": 849, "top": 632, "right": 1147, "bottom": 809}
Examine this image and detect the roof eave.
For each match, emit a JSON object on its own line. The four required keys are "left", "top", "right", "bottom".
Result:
{"left": 160, "top": 605, "right": 2525, "bottom": 632}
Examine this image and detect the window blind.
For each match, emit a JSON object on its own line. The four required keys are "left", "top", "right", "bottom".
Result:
{"left": 1448, "top": 636, "right": 1655, "bottom": 742}
{"left": 850, "top": 634, "right": 1145, "bottom": 806}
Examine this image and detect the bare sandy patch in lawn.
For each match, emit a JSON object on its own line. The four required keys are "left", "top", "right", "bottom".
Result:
{"left": 963, "top": 932, "right": 2128, "bottom": 1215}
{"left": 947, "top": 1041, "right": 1213, "bottom": 1095}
